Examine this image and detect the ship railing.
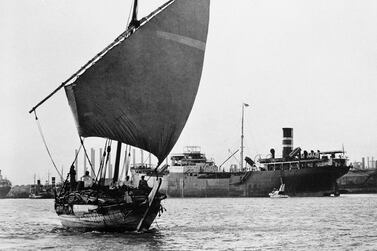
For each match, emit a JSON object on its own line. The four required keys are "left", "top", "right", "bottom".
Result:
{"left": 131, "top": 163, "right": 157, "bottom": 169}
{"left": 265, "top": 158, "right": 335, "bottom": 171}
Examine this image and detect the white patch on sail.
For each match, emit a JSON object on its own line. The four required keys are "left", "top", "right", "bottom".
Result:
{"left": 156, "top": 31, "right": 206, "bottom": 51}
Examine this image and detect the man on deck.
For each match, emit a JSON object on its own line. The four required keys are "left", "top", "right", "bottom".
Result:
{"left": 69, "top": 165, "right": 76, "bottom": 191}
{"left": 138, "top": 176, "right": 150, "bottom": 191}
{"left": 81, "top": 171, "right": 93, "bottom": 188}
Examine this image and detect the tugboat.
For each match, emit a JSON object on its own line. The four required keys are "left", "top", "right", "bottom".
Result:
{"left": 0, "top": 170, "right": 12, "bottom": 199}
{"left": 29, "top": 0, "right": 210, "bottom": 231}
{"left": 29, "top": 177, "right": 60, "bottom": 199}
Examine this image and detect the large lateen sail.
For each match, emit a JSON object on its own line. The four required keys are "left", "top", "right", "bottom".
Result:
{"left": 65, "top": 0, "right": 210, "bottom": 164}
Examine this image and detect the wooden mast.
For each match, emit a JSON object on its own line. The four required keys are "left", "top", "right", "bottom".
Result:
{"left": 129, "top": 0, "right": 140, "bottom": 28}
{"left": 113, "top": 141, "right": 122, "bottom": 183}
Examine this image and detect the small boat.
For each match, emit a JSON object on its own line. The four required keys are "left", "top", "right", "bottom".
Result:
{"left": 29, "top": 0, "right": 210, "bottom": 232}
{"left": 29, "top": 194, "right": 43, "bottom": 199}
{"left": 269, "top": 183, "right": 289, "bottom": 198}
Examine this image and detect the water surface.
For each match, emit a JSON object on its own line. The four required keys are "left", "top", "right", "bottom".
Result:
{"left": 0, "top": 195, "right": 376, "bottom": 250}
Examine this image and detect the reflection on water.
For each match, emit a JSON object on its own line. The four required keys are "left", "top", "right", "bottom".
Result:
{"left": 0, "top": 195, "right": 377, "bottom": 250}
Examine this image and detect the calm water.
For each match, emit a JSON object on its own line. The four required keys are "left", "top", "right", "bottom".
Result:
{"left": 0, "top": 195, "right": 376, "bottom": 250}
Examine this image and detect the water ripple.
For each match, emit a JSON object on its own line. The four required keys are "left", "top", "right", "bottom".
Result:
{"left": 0, "top": 195, "right": 377, "bottom": 250}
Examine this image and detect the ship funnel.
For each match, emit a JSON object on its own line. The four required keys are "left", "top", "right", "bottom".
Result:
{"left": 282, "top": 128, "right": 293, "bottom": 158}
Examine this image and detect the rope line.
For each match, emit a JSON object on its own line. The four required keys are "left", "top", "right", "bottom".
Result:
{"left": 34, "top": 111, "right": 63, "bottom": 181}
{"left": 95, "top": 139, "right": 108, "bottom": 183}
{"left": 79, "top": 137, "right": 97, "bottom": 179}
{"left": 102, "top": 140, "right": 112, "bottom": 184}
{"left": 58, "top": 144, "right": 83, "bottom": 197}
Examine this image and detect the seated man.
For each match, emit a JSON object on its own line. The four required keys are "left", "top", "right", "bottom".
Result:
{"left": 81, "top": 171, "right": 93, "bottom": 188}
{"left": 138, "top": 176, "right": 150, "bottom": 191}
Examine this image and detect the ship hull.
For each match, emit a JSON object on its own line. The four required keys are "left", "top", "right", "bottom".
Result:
{"left": 56, "top": 200, "right": 162, "bottom": 232}
{"left": 0, "top": 186, "right": 11, "bottom": 198}
{"left": 163, "top": 166, "right": 350, "bottom": 197}
{"left": 337, "top": 169, "right": 377, "bottom": 194}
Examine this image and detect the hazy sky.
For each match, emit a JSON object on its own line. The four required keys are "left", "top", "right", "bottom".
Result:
{"left": 1, "top": 0, "right": 377, "bottom": 185}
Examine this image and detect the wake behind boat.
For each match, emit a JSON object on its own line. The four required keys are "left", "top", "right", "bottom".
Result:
{"left": 29, "top": 0, "right": 210, "bottom": 231}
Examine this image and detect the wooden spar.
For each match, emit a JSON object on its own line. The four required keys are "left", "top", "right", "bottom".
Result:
{"left": 28, "top": 27, "right": 136, "bottom": 114}
{"left": 28, "top": 0, "right": 175, "bottom": 114}
{"left": 113, "top": 141, "right": 122, "bottom": 183}
{"left": 136, "top": 178, "right": 162, "bottom": 231}
{"left": 132, "top": 0, "right": 138, "bottom": 23}
{"left": 28, "top": 29, "right": 130, "bottom": 114}
{"left": 219, "top": 149, "right": 240, "bottom": 169}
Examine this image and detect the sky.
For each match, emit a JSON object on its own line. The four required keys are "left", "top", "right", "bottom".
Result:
{"left": 1, "top": 0, "right": 377, "bottom": 185}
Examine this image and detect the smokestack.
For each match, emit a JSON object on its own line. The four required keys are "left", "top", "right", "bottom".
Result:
{"left": 91, "top": 148, "right": 95, "bottom": 177}
{"left": 282, "top": 128, "right": 293, "bottom": 158}
{"left": 83, "top": 151, "right": 87, "bottom": 174}
{"left": 133, "top": 148, "right": 136, "bottom": 167}
{"left": 362, "top": 157, "right": 365, "bottom": 169}
{"left": 149, "top": 153, "right": 152, "bottom": 168}
{"left": 51, "top": 177, "right": 56, "bottom": 187}
{"left": 370, "top": 157, "right": 374, "bottom": 168}
{"left": 37, "top": 179, "right": 41, "bottom": 194}
{"left": 108, "top": 153, "right": 112, "bottom": 178}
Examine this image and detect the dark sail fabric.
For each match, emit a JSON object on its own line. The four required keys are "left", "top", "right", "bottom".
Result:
{"left": 65, "top": 0, "right": 210, "bottom": 164}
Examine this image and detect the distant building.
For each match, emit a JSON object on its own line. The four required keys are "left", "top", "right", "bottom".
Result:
{"left": 357, "top": 157, "right": 376, "bottom": 169}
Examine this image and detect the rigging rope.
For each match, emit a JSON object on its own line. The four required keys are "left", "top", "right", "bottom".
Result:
{"left": 126, "top": 0, "right": 134, "bottom": 27}
{"left": 103, "top": 140, "right": 112, "bottom": 181}
{"left": 33, "top": 111, "right": 63, "bottom": 181}
{"left": 79, "top": 137, "right": 97, "bottom": 179}
{"left": 58, "top": 144, "right": 83, "bottom": 197}
{"left": 96, "top": 139, "right": 108, "bottom": 182}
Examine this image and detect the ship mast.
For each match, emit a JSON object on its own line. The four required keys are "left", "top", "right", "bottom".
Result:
{"left": 240, "top": 103, "right": 249, "bottom": 171}
{"left": 129, "top": 0, "right": 140, "bottom": 28}
{"left": 113, "top": 141, "right": 122, "bottom": 184}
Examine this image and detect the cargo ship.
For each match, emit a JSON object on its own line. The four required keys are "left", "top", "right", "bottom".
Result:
{"left": 0, "top": 170, "right": 12, "bottom": 198}
{"left": 161, "top": 128, "right": 350, "bottom": 197}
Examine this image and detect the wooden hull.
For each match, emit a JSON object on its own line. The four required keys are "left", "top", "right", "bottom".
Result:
{"left": 57, "top": 200, "right": 161, "bottom": 232}
{"left": 56, "top": 178, "right": 164, "bottom": 232}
